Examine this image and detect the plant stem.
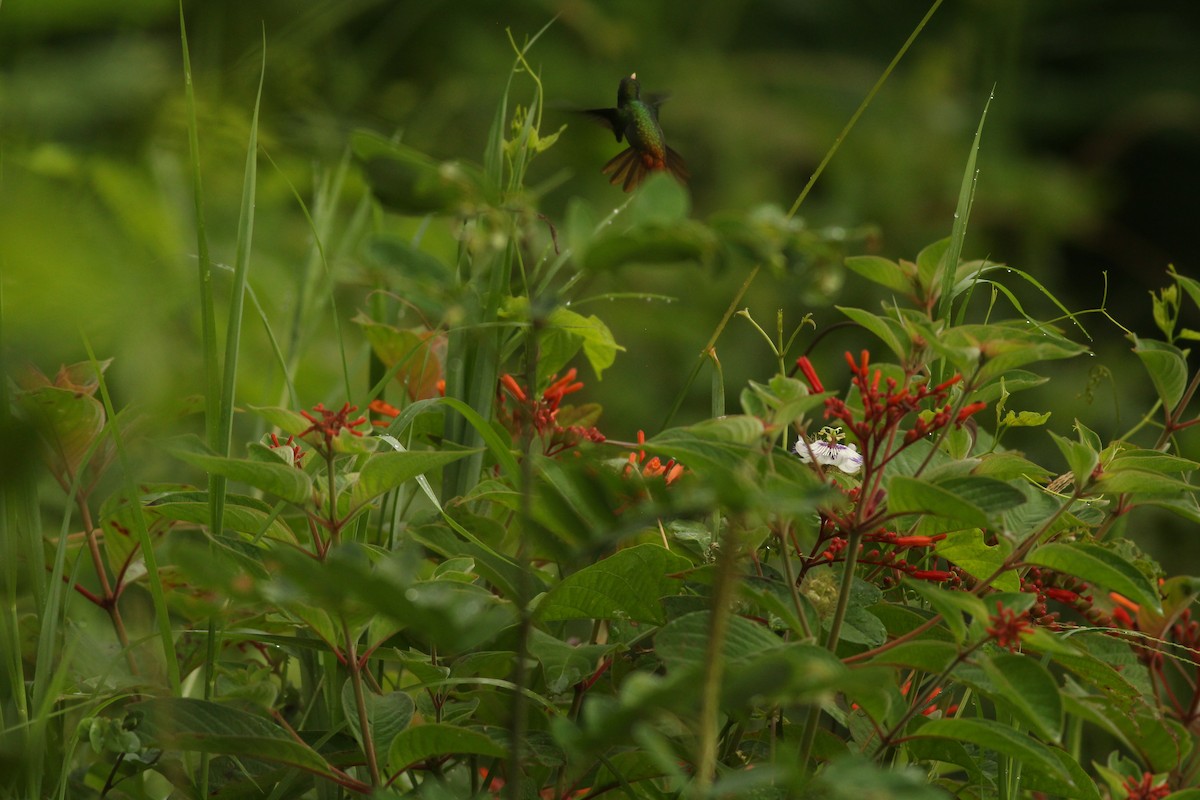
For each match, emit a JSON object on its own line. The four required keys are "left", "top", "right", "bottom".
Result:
{"left": 344, "top": 627, "right": 381, "bottom": 786}
{"left": 692, "top": 519, "right": 741, "bottom": 797}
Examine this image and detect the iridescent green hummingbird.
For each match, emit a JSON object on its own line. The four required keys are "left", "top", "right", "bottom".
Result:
{"left": 585, "top": 73, "right": 688, "bottom": 192}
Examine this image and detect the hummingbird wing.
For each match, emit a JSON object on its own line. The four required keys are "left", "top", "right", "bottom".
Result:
{"left": 582, "top": 108, "right": 625, "bottom": 143}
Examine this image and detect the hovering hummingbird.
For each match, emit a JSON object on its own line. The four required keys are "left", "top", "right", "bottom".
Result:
{"left": 585, "top": 73, "right": 688, "bottom": 192}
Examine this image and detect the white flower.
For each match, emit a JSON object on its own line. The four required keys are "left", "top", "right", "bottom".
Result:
{"left": 793, "top": 437, "right": 863, "bottom": 474}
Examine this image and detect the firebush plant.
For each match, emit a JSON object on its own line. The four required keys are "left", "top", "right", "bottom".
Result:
{"left": 5, "top": 21, "right": 1200, "bottom": 800}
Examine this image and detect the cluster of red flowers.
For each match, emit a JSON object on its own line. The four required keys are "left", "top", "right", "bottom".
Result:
{"left": 985, "top": 601, "right": 1033, "bottom": 651}
{"left": 625, "top": 429, "right": 684, "bottom": 485}
{"left": 796, "top": 350, "right": 986, "bottom": 472}
{"left": 496, "top": 368, "right": 606, "bottom": 456}
{"left": 267, "top": 433, "right": 305, "bottom": 468}
{"left": 1121, "top": 771, "right": 1171, "bottom": 800}
{"left": 794, "top": 351, "right": 988, "bottom": 590}
{"left": 1020, "top": 566, "right": 1095, "bottom": 629}
{"left": 298, "top": 402, "right": 367, "bottom": 454}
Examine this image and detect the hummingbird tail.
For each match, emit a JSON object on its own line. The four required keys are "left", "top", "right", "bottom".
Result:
{"left": 602, "top": 146, "right": 689, "bottom": 192}
{"left": 665, "top": 146, "right": 689, "bottom": 184}
{"left": 601, "top": 147, "right": 647, "bottom": 192}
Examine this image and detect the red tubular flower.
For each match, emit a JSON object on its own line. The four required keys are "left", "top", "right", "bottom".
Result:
{"left": 909, "top": 569, "right": 954, "bottom": 582}
{"left": 1043, "top": 587, "right": 1080, "bottom": 605}
{"left": 956, "top": 401, "right": 987, "bottom": 423}
{"left": 796, "top": 356, "right": 824, "bottom": 393}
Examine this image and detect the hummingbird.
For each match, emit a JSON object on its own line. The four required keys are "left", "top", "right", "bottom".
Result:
{"left": 585, "top": 73, "right": 688, "bottom": 192}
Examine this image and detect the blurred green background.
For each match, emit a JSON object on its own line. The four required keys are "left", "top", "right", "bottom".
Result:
{"left": 2, "top": 0, "right": 1198, "bottom": 484}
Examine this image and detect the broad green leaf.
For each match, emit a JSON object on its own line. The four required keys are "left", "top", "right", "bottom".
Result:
{"left": 1130, "top": 336, "right": 1188, "bottom": 410}
{"left": 386, "top": 723, "right": 505, "bottom": 773}
{"left": 936, "top": 529, "right": 1017, "bottom": 592}
{"left": 18, "top": 385, "right": 106, "bottom": 476}
{"left": 1107, "top": 449, "right": 1200, "bottom": 473}
{"left": 626, "top": 172, "right": 690, "bottom": 224}
{"left": 837, "top": 306, "right": 910, "bottom": 361}
{"left": 939, "top": 324, "right": 1088, "bottom": 381}
{"left": 351, "top": 448, "right": 476, "bottom": 506}
{"left": 913, "top": 718, "right": 1072, "bottom": 784}
{"left": 982, "top": 653, "right": 1063, "bottom": 742}
{"left": 903, "top": 580, "right": 989, "bottom": 643}
{"left": 584, "top": 220, "right": 716, "bottom": 270}
{"left": 1048, "top": 430, "right": 1099, "bottom": 489}
{"left": 1022, "top": 628, "right": 1140, "bottom": 711}
{"left": 917, "top": 238, "right": 951, "bottom": 297}
{"left": 972, "top": 369, "right": 1049, "bottom": 404}
{"left": 247, "top": 405, "right": 310, "bottom": 436}
{"left": 1001, "top": 410, "right": 1052, "bottom": 427}
{"left": 1094, "top": 469, "right": 1198, "bottom": 496}
{"left": 809, "top": 753, "right": 955, "bottom": 800}
{"left": 410, "top": 520, "right": 537, "bottom": 601}
{"left": 147, "top": 491, "right": 295, "bottom": 542}
{"left": 528, "top": 628, "right": 611, "bottom": 694}
{"left": 844, "top": 255, "right": 912, "bottom": 294}
{"left": 654, "top": 611, "right": 785, "bottom": 671}
{"left": 340, "top": 681, "right": 415, "bottom": 758}
{"left": 937, "top": 476, "right": 1026, "bottom": 517}
{"left": 865, "top": 640, "right": 959, "bottom": 673}
{"left": 132, "top": 698, "right": 336, "bottom": 778}
{"left": 1027, "top": 542, "right": 1161, "bottom": 613}
{"left": 543, "top": 306, "right": 623, "bottom": 380}
{"left": 167, "top": 436, "right": 313, "bottom": 504}
{"left": 973, "top": 451, "right": 1054, "bottom": 483}
{"left": 887, "top": 475, "right": 987, "bottom": 527}
{"left": 536, "top": 544, "right": 691, "bottom": 624}
{"left": 1022, "top": 748, "right": 1103, "bottom": 800}
{"left": 354, "top": 130, "right": 481, "bottom": 214}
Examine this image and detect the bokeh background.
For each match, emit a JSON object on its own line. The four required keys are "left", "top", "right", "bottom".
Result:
{"left": 2, "top": 1, "right": 1199, "bottom": 557}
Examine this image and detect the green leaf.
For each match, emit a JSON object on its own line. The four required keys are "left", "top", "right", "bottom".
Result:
{"left": 351, "top": 448, "right": 477, "bottom": 506}
{"left": 543, "top": 306, "right": 624, "bottom": 380}
{"left": 912, "top": 718, "right": 1072, "bottom": 784}
{"left": 1001, "top": 410, "right": 1052, "bottom": 427}
{"left": 528, "top": 628, "right": 611, "bottom": 694}
{"left": 981, "top": 653, "right": 1063, "bottom": 743}
{"left": 939, "top": 324, "right": 1088, "bottom": 381}
{"left": 536, "top": 544, "right": 691, "bottom": 624}
{"left": 1048, "top": 430, "right": 1098, "bottom": 488}
{"left": 147, "top": 491, "right": 295, "bottom": 542}
{"left": 865, "top": 640, "right": 959, "bottom": 673}
{"left": 340, "top": 681, "right": 415, "bottom": 758}
{"left": 1027, "top": 542, "right": 1161, "bottom": 613}
{"left": 936, "top": 529, "right": 1017, "bottom": 591}
{"left": 837, "top": 306, "right": 910, "bottom": 361}
{"left": 167, "top": 436, "right": 313, "bottom": 504}
{"left": 1130, "top": 336, "right": 1188, "bottom": 410}
{"left": 132, "top": 698, "right": 337, "bottom": 778}
{"left": 354, "top": 130, "right": 481, "bottom": 214}
{"left": 937, "top": 476, "right": 1027, "bottom": 518}
{"left": 903, "top": 580, "right": 989, "bottom": 643}
{"left": 626, "top": 172, "right": 690, "bottom": 224}
{"left": 1107, "top": 449, "right": 1200, "bottom": 473}
{"left": 844, "top": 255, "right": 912, "bottom": 294}
{"left": 584, "top": 220, "right": 716, "bottom": 270}
{"left": 386, "top": 723, "right": 505, "bottom": 773}
{"left": 887, "top": 475, "right": 987, "bottom": 527}
{"left": 654, "top": 611, "right": 785, "bottom": 671}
